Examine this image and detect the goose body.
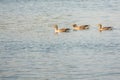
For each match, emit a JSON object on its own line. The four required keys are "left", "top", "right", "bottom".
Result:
{"left": 72, "top": 24, "right": 89, "bottom": 30}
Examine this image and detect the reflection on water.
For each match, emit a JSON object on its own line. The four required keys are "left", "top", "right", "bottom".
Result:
{"left": 0, "top": 0, "right": 120, "bottom": 80}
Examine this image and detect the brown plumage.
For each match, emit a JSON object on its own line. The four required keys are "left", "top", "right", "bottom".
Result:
{"left": 72, "top": 24, "right": 89, "bottom": 30}
{"left": 98, "top": 24, "right": 112, "bottom": 31}
{"left": 53, "top": 24, "right": 70, "bottom": 33}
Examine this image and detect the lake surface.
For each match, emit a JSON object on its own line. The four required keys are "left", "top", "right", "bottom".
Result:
{"left": 0, "top": 0, "right": 120, "bottom": 80}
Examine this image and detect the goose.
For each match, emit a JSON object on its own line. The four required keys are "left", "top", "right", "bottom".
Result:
{"left": 98, "top": 24, "right": 112, "bottom": 31}
{"left": 53, "top": 24, "right": 70, "bottom": 33}
{"left": 72, "top": 24, "right": 89, "bottom": 30}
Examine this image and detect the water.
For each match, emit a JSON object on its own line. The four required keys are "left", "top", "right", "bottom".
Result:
{"left": 0, "top": 0, "right": 120, "bottom": 80}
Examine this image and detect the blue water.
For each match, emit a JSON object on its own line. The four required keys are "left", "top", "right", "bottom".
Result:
{"left": 0, "top": 0, "right": 120, "bottom": 80}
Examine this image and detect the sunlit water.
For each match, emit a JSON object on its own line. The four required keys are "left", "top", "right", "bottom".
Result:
{"left": 0, "top": 0, "right": 120, "bottom": 80}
